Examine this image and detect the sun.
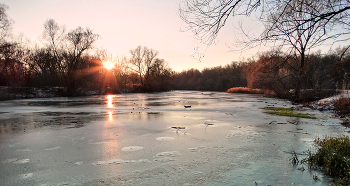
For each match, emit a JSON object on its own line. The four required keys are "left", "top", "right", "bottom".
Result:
{"left": 103, "top": 61, "right": 114, "bottom": 70}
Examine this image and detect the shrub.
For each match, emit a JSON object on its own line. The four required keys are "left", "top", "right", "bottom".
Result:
{"left": 295, "top": 89, "right": 339, "bottom": 103}
{"left": 334, "top": 97, "right": 350, "bottom": 116}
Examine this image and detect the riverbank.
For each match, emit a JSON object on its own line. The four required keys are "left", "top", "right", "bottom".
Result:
{"left": 307, "top": 90, "right": 350, "bottom": 126}
{"left": 0, "top": 86, "right": 101, "bottom": 101}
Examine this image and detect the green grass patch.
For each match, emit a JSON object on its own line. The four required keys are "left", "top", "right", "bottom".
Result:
{"left": 262, "top": 107, "right": 316, "bottom": 119}
{"left": 305, "top": 136, "right": 350, "bottom": 185}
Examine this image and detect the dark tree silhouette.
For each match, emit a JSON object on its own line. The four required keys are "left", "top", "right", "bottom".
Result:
{"left": 65, "top": 27, "right": 99, "bottom": 95}
{"left": 129, "top": 46, "right": 158, "bottom": 88}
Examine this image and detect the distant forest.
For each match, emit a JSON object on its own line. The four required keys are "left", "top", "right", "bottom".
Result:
{"left": 0, "top": 4, "right": 350, "bottom": 102}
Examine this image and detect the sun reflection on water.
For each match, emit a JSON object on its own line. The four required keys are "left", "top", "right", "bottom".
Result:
{"left": 108, "top": 111, "right": 113, "bottom": 122}
{"left": 106, "top": 95, "right": 114, "bottom": 108}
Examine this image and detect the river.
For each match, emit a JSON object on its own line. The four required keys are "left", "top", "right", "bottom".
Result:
{"left": 0, "top": 91, "right": 347, "bottom": 186}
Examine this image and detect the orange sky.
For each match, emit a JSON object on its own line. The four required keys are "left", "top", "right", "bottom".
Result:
{"left": 2, "top": 0, "right": 270, "bottom": 71}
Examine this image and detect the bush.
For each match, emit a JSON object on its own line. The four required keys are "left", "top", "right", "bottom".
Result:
{"left": 334, "top": 97, "right": 350, "bottom": 116}
{"left": 294, "top": 89, "right": 339, "bottom": 103}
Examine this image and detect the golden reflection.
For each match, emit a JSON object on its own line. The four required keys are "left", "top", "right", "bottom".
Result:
{"left": 108, "top": 111, "right": 113, "bottom": 122}
{"left": 106, "top": 95, "right": 113, "bottom": 108}
{"left": 100, "top": 115, "right": 121, "bottom": 169}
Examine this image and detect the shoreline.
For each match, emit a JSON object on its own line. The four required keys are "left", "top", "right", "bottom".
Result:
{"left": 2, "top": 86, "right": 349, "bottom": 125}
{"left": 307, "top": 90, "right": 350, "bottom": 127}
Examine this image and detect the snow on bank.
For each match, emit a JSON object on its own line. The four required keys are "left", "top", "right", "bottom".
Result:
{"left": 308, "top": 90, "right": 350, "bottom": 112}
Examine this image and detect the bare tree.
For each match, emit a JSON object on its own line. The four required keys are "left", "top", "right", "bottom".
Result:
{"left": 179, "top": 0, "right": 350, "bottom": 46}
{"left": 0, "top": 3, "right": 12, "bottom": 44}
{"left": 64, "top": 27, "right": 99, "bottom": 95}
{"left": 41, "top": 19, "right": 66, "bottom": 84}
{"left": 179, "top": 0, "right": 350, "bottom": 101}
{"left": 129, "top": 46, "right": 158, "bottom": 87}
{"left": 259, "top": 0, "right": 347, "bottom": 100}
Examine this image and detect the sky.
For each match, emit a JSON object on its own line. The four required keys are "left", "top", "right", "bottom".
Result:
{"left": 1, "top": 0, "right": 262, "bottom": 72}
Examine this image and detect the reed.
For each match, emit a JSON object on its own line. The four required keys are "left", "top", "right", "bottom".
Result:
{"left": 305, "top": 136, "right": 350, "bottom": 185}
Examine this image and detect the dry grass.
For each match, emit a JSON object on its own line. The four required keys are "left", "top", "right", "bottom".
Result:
{"left": 227, "top": 87, "right": 265, "bottom": 94}
{"left": 262, "top": 107, "right": 317, "bottom": 119}
{"left": 227, "top": 87, "right": 276, "bottom": 97}
{"left": 305, "top": 136, "right": 350, "bottom": 185}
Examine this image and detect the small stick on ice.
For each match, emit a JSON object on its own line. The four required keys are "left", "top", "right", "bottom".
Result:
{"left": 204, "top": 123, "right": 214, "bottom": 128}
{"left": 171, "top": 127, "right": 185, "bottom": 132}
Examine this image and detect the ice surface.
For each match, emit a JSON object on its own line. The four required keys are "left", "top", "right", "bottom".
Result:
{"left": 121, "top": 146, "right": 144, "bottom": 151}
{"left": 44, "top": 146, "right": 60, "bottom": 150}
{"left": 0, "top": 91, "right": 348, "bottom": 185}
{"left": 156, "top": 137, "right": 175, "bottom": 141}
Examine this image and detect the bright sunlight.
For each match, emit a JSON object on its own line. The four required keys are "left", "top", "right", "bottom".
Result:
{"left": 103, "top": 61, "right": 114, "bottom": 70}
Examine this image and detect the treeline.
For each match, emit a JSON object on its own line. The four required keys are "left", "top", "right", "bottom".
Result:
{"left": 246, "top": 49, "right": 350, "bottom": 101}
{"left": 1, "top": 5, "right": 350, "bottom": 102}
{"left": 172, "top": 62, "right": 247, "bottom": 91}
{"left": 0, "top": 18, "right": 174, "bottom": 96}
{"left": 175, "top": 48, "right": 350, "bottom": 102}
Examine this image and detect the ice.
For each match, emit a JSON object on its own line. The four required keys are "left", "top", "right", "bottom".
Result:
{"left": 13, "top": 159, "right": 30, "bottom": 164}
{"left": 155, "top": 151, "right": 181, "bottom": 157}
{"left": 20, "top": 173, "right": 34, "bottom": 179}
{"left": 16, "top": 148, "right": 32, "bottom": 152}
{"left": 44, "top": 146, "right": 60, "bottom": 150}
{"left": 74, "top": 161, "right": 83, "bottom": 165}
{"left": 121, "top": 146, "right": 144, "bottom": 151}
{"left": 92, "top": 159, "right": 151, "bottom": 165}
{"left": 88, "top": 141, "right": 108, "bottom": 144}
{"left": 2, "top": 158, "right": 18, "bottom": 163}
{"left": 156, "top": 137, "right": 175, "bottom": 141}
{"left": 93, "top": 159, "right": 124, "bottom": 165}
{"left": 0, "top": 91, "right": 346, "bottom": 186}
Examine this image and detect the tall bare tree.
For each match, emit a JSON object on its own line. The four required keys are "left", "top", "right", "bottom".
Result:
{"left": 129, "top": 46, "right": 158, "bottom": 87}
{"left": 259, "top": 0, "right": 347, "bottom": 100}
{"left": 179, "top": 0, "right": 350, "bottom": 46}
{"left": 41, "top": 19, "right": 66, "bottom": 85}
{"left": 0, "top": 3, "right": 12, "bottom": 44}
{"left": 64, "top": 27, "right": 99, "bottom": 95}
{"left": 179, "top": 0, "right": 350, "bottom": 101}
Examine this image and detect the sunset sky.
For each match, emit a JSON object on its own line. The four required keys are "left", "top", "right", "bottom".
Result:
{"left": 2, "top": 0, "right": 264, "bottom": 72}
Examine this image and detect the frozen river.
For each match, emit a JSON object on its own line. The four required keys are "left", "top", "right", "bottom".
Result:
{"left": 0, "top": 91, "right": 348, "bottom": 186}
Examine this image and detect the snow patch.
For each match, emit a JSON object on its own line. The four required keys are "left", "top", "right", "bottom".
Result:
{"left": 13, "top": 159, "right": 30, "bottom": 164}
{"left": 121, "top": 146, "right": 144, "bottom": 152}
{"left": 92, "top": 159, "right": 151, "bottom": 165}
{"left": 156, "top": 137, "right": 175, "bottom": 141}
{"left": 45, "top": 146, "right": 60, "bottom": 150}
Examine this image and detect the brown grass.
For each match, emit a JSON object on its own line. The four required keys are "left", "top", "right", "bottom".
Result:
{"left": 334, "top": 96, "right": 350, "bottom": 116}
{"left": 226, "top": 87, "right": 276, "bottom": 96}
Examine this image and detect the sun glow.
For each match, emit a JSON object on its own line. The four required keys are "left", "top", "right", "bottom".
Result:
{"left": 103, "top": 61, "right": 114, "bottom": 70}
